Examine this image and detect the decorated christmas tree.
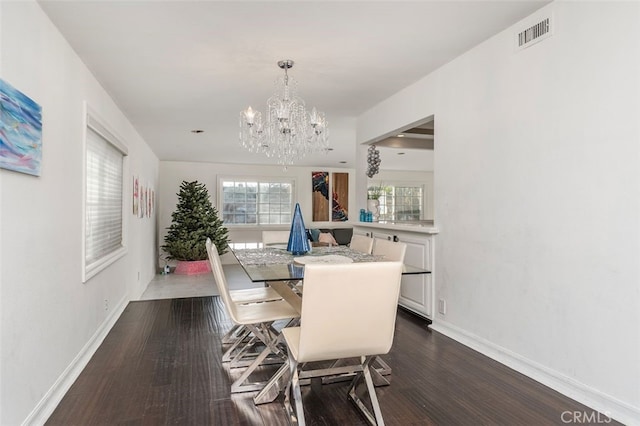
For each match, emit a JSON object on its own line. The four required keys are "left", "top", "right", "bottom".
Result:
{"left": 162, "top": 180, "right": 229, "bottom": 260}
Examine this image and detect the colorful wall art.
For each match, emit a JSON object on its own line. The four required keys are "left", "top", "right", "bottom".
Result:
{"left": 311, "top": 171, "right": 349, "bottom": 222}
{"left": 0, "top": 78, "right": 43, "bottom": 176}
{"left": 133, "top": 175, "right": 139, "bottom": 216}
{"left": 331, "top": 172, "right": 349, "bottom": 221}
{"left": 134, "top": 175, "right": 155, "bottom": 219}
{"left": 312, "top": 171, "right": 330, "bottom": 221}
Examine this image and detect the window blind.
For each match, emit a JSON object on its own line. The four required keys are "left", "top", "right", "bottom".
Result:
{"left": 85, "top": 126, "right": 124, "bottom": 268}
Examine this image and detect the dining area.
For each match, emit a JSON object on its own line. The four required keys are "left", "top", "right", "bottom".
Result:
{"left": 205, "top": 230, "right": 424, "bottom": 425}
{"left": 44, "top": 237, "right": 608, "bottom": 425}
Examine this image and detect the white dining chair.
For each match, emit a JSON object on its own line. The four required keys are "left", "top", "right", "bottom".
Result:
{"left": 349, "top": 234, "right": 374, "bottom": 254}
{"left": 205, "top": 241, "right": 284, "bottom": 348}
{"left": 372, "top": 238, "right": 407, "bottom": 262}
{"left": 281, "top": 261, "right": 403, "bottom": 425}
{"left": 262, "top": 230, "right": 291, "bottom": 246}
{"left": 207, "top": 238, "right": 283, "bottom": 363}
{"left": 218, "top": 283, "right": 284, "bottom": 354}
{"left": 369, "top": 237, "right": 407, "bottom": 381}
{"left": 206, "top": 238, "right": 300, "bottom": 393}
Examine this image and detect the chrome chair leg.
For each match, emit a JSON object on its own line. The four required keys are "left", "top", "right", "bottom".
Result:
{"left": 221, "top": 329, "right": 254, "bottom": 363}
{"left": 254, "top": 361, "right": 290, "bottom": 405}
{"left": 284, "top": 350, "right": 305, "bottom": 425}
{"left": 321, "top": 356, "right": 390, "bottom": 386}
{"left": 223, "top": 320, "right": 280, "bottom": 365}
{"left": 348, "top": 356, "right": 385, "bottom": 426}
{"left": 221, "top": 324, "right": 246, "bottom": 344}
{"left": 230, "top": 322, "right": 294, "bottom": 393}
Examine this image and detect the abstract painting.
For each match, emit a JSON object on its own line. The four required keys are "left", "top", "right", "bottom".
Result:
{"left": 331, "top": 172, "right": 349, "bottom": 221}
{"left": 133, "top": 175, "right": 139, "bottom": 216}
{"left": 312, "top": 171, "right": 349, "bottom": 222}
{"left": 312, "top": 171, "right": 329, "bottom": 221}
{"left": 139, "top": 183, "right": 145, "bottom": 218}
{"left": 0, "top": 78, "right": 42, "bottom": 176}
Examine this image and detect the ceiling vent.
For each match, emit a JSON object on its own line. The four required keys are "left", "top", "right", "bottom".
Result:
{"left": 516, "top": 14, "right": 552, "bottom": 51}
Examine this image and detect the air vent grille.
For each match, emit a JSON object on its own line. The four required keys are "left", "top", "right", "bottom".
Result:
{"left": 516, "top": 16, "right": 552, "bottom": 50}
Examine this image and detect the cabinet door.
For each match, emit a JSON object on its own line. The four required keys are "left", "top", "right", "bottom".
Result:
{"left": 352, "top": 227, "right": 373, "bottom": 238}
{"left": 372, "top": 231, "right": 394, "bottom": 242}
{"left": 397, "top": 234, "right": 432, "bottom": 319}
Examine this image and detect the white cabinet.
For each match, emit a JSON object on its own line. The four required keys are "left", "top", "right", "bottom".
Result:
{"left": 396, "top": 233, "right": 432, "bottom": 319}
{"left": 353, "top": 224, "right": 436, "bottom": 319}
{"left": 353, "top": 227, "right": 372, "bottom": 238}
{"left": 371, "top": 231, "right": 394, "bottom": 242}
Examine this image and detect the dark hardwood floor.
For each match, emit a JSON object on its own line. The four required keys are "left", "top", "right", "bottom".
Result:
{"left": 47, "top": 297, "right": 616, "bottom": 425}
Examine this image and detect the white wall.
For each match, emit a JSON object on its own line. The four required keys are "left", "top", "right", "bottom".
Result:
{"left": 159, "top": 161, "right": 356, "bottom": 264}
{"left": 0, "top": 2, "right": 159, "bottom": 424}
{"left": 357, "top": 2, "right": 640, "bottom": 423}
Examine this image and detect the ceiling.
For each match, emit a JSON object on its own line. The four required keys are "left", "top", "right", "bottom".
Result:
{"left": 38, "top": 0, "right": 548, "bottom": 169}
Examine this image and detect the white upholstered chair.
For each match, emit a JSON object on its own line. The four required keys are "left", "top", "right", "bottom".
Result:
{"left": 281, "top": 262, "right": 403, "bottom": 425}
{"left": 349, "top": 234, "right": 374, "bottom": 254}
{"left": 206, "top": 241, "right": 283, "bottom": 348}
{"left": 372, "top": 238, "right": 407, "bottom": 262}
{"left": 206, "top": 238, "right": 300, "bottom": 393}
{"left": 219, "top": 288, "right": 284, "bottom": 355}
{"left": 262, "top": 230, "right": 291, "bottom": 246}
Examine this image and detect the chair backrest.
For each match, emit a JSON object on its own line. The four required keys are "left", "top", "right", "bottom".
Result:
{"left": 206, "top": 238, "right": 239, "bottom": 322}
{"left": 372, "top": 238, "right": 407, "bottom": 262}
{"left": 262, "top": 230, "right": 291, "bottom": 246}
{"left": 349, "top": 234, "right": 374, "bottom": 254}
{"left": 297, "top": 262, "right": 403, "bottom": 363}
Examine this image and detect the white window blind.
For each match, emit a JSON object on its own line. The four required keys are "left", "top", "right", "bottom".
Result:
{"left": 84, "top": 110, "right": 128, "bottom": 281}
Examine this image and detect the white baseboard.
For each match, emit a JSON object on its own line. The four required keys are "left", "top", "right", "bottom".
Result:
{"left": 430, "top": 320, "right": 640, "bottom": 426}
{"left": 22, "top": 295, "right": 129, "bottom": 426}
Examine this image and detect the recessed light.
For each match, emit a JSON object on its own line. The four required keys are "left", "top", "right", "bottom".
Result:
{"left": 191, "top": 129, "right": 204, "bottom": 134}
{"left": 397, "top": 152, "right": 405, "bottom": 155}
{"left": 339, "top": 161, "right": 347, "bottom": 164}
{"left": 397, "top": 134, "right": 405, "bottom": 137}
{"left": 326, "top": 148, "right": 334, "bottom": 151}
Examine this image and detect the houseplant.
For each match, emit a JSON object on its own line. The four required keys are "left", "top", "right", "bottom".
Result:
{"left": 367, "top": 184, "right": 384, "bottom": 200}
{"left": 162, "top": 180, "right": 229, "bottom": 274}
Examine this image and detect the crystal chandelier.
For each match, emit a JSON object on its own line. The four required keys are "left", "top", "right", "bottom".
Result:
{"left": 239, "top": 60, "right": 329, "bottom": 169}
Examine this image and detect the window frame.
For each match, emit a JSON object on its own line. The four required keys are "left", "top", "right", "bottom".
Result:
{"left": 217, "top": 176, "right": 296, "bottom": 228}
{"left": 82, "top": 103, "right": 129, "bottom": 282}
{"left": 369, "top": 180, "right": 425, "bottom": 222}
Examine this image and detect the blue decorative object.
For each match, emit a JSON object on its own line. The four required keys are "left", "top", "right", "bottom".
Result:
{"left": 287, "top": 262, "right": 305, "bottom": 280}
{"left": 309, "top": 228, "right": 321, "bottom": 242}
{"left": 287, "top": 203, "right": 311, "bottom": 255}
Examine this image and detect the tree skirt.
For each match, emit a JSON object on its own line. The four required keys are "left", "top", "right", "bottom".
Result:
{"left": 174, "top": 260, "right": 211, "bottom": 275}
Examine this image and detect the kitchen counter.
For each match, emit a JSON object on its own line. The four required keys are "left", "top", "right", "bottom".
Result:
{"left": 354, "top": 221, "right": 439, "bottom": 235}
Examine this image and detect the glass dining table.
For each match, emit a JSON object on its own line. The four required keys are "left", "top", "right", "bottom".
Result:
{"left": 230, "top": 243, "right": 431, "bottom": 405}
{"left": 232, "top": 244, "right": 430, "bottom": 283}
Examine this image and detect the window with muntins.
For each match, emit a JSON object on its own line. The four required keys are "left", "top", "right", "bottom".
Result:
{"left": 221, "top": 179, "right": 294, "bottom": 225}
{"left": 378, "top": 184, "right": 423, "bottom": 221}
{"left": 84, "top": 108, "right": 128, "bottom": 281}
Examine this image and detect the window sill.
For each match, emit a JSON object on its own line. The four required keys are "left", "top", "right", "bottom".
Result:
{"left": 83, "top": 246, "right": 127, "bottom": 283}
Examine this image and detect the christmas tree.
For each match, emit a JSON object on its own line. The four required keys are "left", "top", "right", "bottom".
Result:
{"left": 162, "top": 180, "right": 229, "bottom": 260}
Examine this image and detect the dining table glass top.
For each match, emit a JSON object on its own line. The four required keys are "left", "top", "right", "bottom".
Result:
{"left": 231, "top": 245, "right": 430, "bottom": 283}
